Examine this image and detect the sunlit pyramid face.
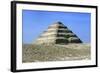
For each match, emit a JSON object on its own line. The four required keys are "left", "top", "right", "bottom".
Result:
{"left": 34, "top": 21, "right": 82, "bottom": 44}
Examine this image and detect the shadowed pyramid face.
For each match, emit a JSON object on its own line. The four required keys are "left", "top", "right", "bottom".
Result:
{"left": 34, "top": 21, "right": 82, "bottom": 44}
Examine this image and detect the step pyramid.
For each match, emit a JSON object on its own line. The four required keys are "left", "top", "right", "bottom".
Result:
{"left": 34, "top": 21, "right": 82, "bottom": 44}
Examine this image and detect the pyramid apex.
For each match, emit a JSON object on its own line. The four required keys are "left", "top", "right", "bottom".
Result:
{"left": 51, "top": 21, "right": 64, "bottom": 26}
{"left": 49, "top": 21, "right": 67, "bottom": 28}
{"left": 54, "top": 21, "right": 63, "bottom": 24}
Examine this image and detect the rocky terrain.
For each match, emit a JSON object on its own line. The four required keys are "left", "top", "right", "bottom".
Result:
{"left": 22, "top": 43, "right": 90, "bottom": 63}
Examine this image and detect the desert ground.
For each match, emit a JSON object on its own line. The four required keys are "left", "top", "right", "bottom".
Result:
{"left": 22, "top": 43, "right": 91, "bottom": 63}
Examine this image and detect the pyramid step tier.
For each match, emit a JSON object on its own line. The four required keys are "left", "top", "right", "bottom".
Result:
{"left": 40, "top": 32, "right": 76, "bottom": 37}
{"left": 36, "top": 36, "right": 80, "bottom": 41}
{"left": 47, "top": 28, "right": 69, "bottom": 31}
{"left": 42, "top": 30, "right": 72, "bottom": 36}
{"left": 35, "top": 37, "right": 82, "bottom": 44}
{"left": 48, "top": 24, "right": 67, "bottom": 29}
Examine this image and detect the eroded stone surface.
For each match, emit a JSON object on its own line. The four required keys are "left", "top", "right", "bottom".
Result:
{"left": 34, "top": 21, "right": 82, "bottom": 44}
